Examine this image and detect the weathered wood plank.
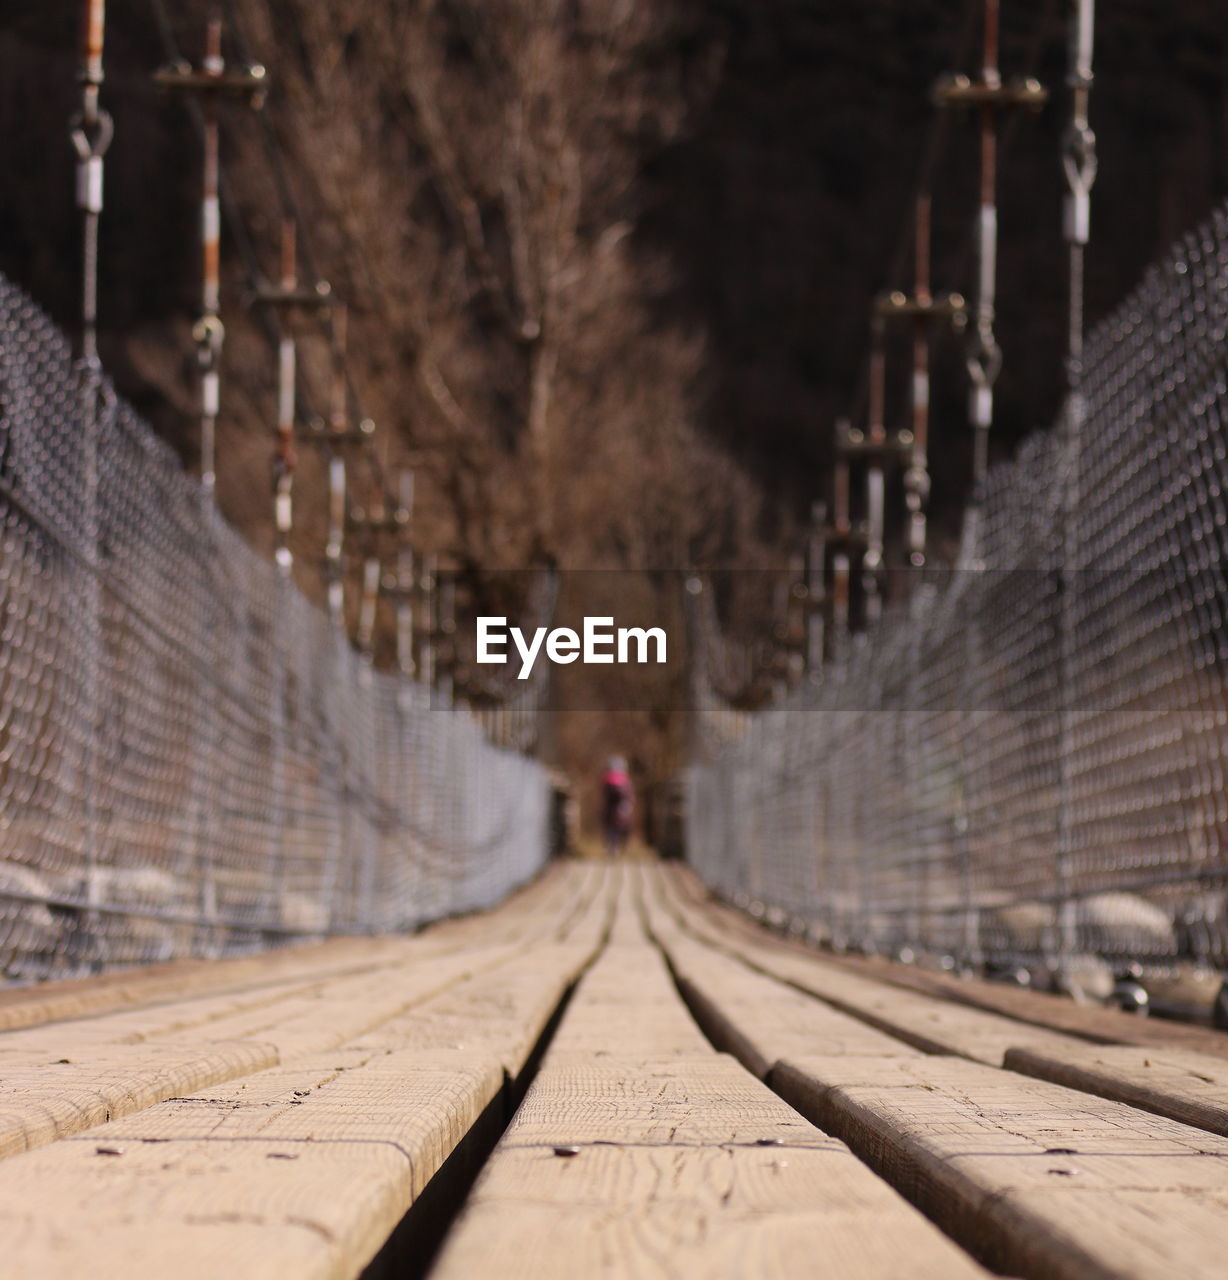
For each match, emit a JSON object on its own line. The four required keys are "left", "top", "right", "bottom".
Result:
{"left": 0, "top": 939, "right": 403, "bottom": 1034}
{"left": 0, "top": 943, "right": 515, "bottom": 1163}
{"left": 641, "top": 869, "right": 921, "bottom": 1075}
{"left": 662, "top": 864, "right": 1228, "bottom": 1167}
{"left": 0, "top": 1039, "right": 277, "bottom": 1159}
{"left": 775, "top": 1052, "right": 1228, "bottom": 1280}
{"left": 52, "top": 860, "right": 592, "bottom": 1050}
{"left": 665, "top": 862, "right": 1228, "bottom": 1060}
{"left": 428, "top": 1140, "right": 989, "bottom": 1280}
{"left": 361, "top": 870, "right": 612, "bottom": 1069}
{"left": 0, "top": 868, "right": 617, "bottom": 1277}
{"left": 136, "top": 943, "right": 528, "bottom": 1058}
{"left": 503, "top": 1055, "right": 834, "bottom": 1147}
{"left": 0, "top": 1052, "right": 502, "bottom": 1279}
{"left": 0, "top": 861, "right": 597, "bottom": 1163}
{"left": 1006, "top": 1042, "right": 1228, "bottom": 1139}
{"left": 0, "top": 859, "right": 586, "bottom": 1052}
{"left": 429, "top": 866, "right": 991, "bottom": 1279}
{"left": 819, "top": 950, "right": 1228, "bottom": 1057}
{"left": 658, "top": 866, "right": 1078, "bottom": 1065}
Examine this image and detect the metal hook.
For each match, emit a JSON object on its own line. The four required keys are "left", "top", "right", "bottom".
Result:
{"left": 69, "top": 108, "right": 114, "bottom": 162}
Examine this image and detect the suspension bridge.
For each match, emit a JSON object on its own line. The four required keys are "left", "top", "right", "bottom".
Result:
{"left": 6, "top": 0, "right": 1228, "bottom": 1276}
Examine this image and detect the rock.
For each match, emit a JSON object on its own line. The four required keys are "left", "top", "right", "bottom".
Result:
{"left": 279, "top": 892, "right": 330, "bottom": 934}
{"left": 1052, "top": 954, "right": 1116, "bottom": 1004}
{"left": 1111, "top": 978, "right": 1150, "bottom": 1015}
{"left": 92, "top": 865, "right": 181, "bottom": 907}
{"left": 0, "top": 862, "right": 60, "bottom": 976}
{"left": 1077, "top": 892, "right": 1174, "bottom": 958}
{"left": 983, "top": 900, "right": 1055, "bottom": 953}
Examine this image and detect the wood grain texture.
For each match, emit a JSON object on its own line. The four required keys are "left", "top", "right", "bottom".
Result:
{"left": 0, "top": 862, "right": 597, "bottom": 1167}
{"left": 0, "top": 1039, "right": 277, "bottom": 1158}
{"left": 36, "top": 862, "right": 1228, "bottom": 1279}
{"left": 776, "top": 1052, "right": 1228, "bottom": 1280}
{"left": 507, "top": 1055, "right": 838, "bottom": 1148}
{"left": 0, "top": 945, "right": 511, "bottom": 1163}
{"left": 737, "top": 951, "right": 1074, "bottom": 1064}
{"left": 0, "top": 939, "right": 405, "bottom": 1034}
{"left": 0, "top": 866, "right": 613, "bottom": 1276}
{"left": 1006, "top": 1042, "right": 1228, "bottom": 1138}
{"left": 367, "top": 945, "right": 592, "bottom": 1069}
{"left": 429, "top": 866, "right": 992, "bottom": 1279}
{"left": 543, "top": 944, "right": 714, "bottom": 1061}
{"left": 662, "top": 865, "right": 1228, "bottom": 1163}
{"left": 74, "top": 1048, "right": 502, "bottom": 1183}
{"left": 0, "top": 1053, "right": 502, "bottom": 1279}
{"left": 429, "top": 1142, "right": 989, "bottom": 1280}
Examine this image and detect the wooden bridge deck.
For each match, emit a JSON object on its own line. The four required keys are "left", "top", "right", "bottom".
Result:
{"left": 5, "top": 862, "right": 1228, "bottom": 1277}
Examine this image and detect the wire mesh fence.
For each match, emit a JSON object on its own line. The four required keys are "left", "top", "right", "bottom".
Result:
{"left": 687, "top": 205, "right": 1228, "bottom": 979}
{"left": 0, "top": 273, "right": 549, "bottom": 982}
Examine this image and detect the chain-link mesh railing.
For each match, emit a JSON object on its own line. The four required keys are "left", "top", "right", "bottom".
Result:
{"left": 0, "top": 273, "right": 549, "bottom": 982}
{"left": 688, "top": 205, "right": 1228, "bottom": 977}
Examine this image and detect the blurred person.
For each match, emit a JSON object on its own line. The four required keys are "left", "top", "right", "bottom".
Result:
{"left": 600, "top": 756, "right": 634, "bottom": 858}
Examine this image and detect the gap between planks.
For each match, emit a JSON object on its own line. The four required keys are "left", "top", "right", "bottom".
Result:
{"left": 646, "top": 866, "right": 1228, "bottom": 1280}
{"left": 427, "top": 863, "right": 992, "bottom": 1280}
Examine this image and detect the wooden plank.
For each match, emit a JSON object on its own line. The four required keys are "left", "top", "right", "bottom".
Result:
{"left": 0, "top": 950, "right": 507, "bottom": 1049}
{"left": 819, "top": 952, "right": 1228, "bottom": 1058}
{"left": 89, "top": 1048, "right": 500, "bottom": 1173}
{"left": 0, "top": 870, "right": 618, "bottom": 1276}
{"left": 0, "top": 861, "right": 598, "bottom": 1164}
{"left": 663, "top": 867, "right": 1228, "bottom": 1145}
{"left": 0, "top": 947, "right": 504, "bottom": 1167}
{"left": 0, "top": 1051, "right": 503, "bottom": 1279}
{"left": 1, "top": 864, "right": 596, "bottom": 1060}
{"left": 361, "top": 871, "right": 614, "bottom": 1069}
{"left": 542, "top": 942, "right": 714, "bottom": 1062}
{"left": 0, "top": 1039, "right": 277, "bottom": 1159}
{"left": 641, "top": 869, "right": 921, "bottom": 1076}
{"left": 540, "top": 864, "right": 713, "bottom": 1063}
{"left": 46, "top": 860, "right": 593, "bottom": 1051}
{"left": 0, "top": 944, "right": 520, "bottom": 1163}
{"left": 1006, "top": 1042, "right": 1228, "bottom": 1138}
{"left": 429, "top": 866, "right": 992, "bottom": 1280}
{"left": 427, "top": 1142, "right": 991, "bottom": 1280}
{"left": 0, "top": 938, "right": 406, "bottom": 1034}
{"left": 658, "top": 866, "right": 1079, "bottom": 1066}
{"left": 775, "top": 1052, "right": 1228, "bottom": 1280}
{"left": 503, "top": 1054, "right": 834, "bottom": 1146}
{"left": 727, "top": 950, "right": 1075, "bottom": 1065}
{"left": 665, "top": 862, "right": 1228, "bottom": 1060}
{"left": 0, "top": 860, "right": 586, "bottom": 1052}
{"left": 133, "top": 943, "right": 529, "bottom": 1059}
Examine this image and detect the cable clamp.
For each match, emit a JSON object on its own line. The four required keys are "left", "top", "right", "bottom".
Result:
{"left": 70, "top": 110, "right": 113, "bottom": 214}
{"left": 965, "top": 326, "right": 1002, "bottom": 391}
